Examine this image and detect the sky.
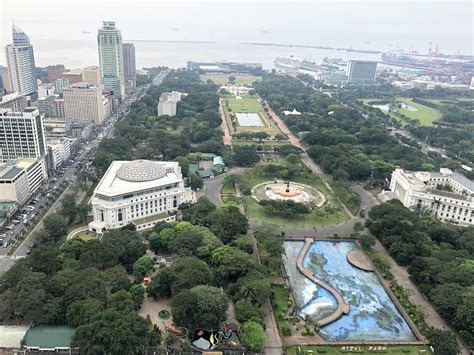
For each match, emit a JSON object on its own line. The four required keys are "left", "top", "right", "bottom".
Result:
{"left": 0, "top": 0, "right": 472, "bottom": 67}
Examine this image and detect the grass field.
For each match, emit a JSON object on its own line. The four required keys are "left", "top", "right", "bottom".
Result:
{"left": 362, "top": 98, "right": 442, "bottom": 126}
{"left": 226, "top": 98, "right": 264, "bottom": 113}
{"left": 201, "top": 74, "right": 260, "bottom": 85}
{"left": 271, "top": 283, "right": 293, "bottom": 335}
{"left": 285, "top": 345, "right": 432, "bottom": 355}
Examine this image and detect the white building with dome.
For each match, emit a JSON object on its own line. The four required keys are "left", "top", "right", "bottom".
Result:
{"left": 88, "top": 160, "right": 195, "bottom": 233}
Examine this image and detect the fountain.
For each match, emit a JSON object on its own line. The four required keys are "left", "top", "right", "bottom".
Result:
{"left": 252, "top": 180, "right": 326, "bottom": 207}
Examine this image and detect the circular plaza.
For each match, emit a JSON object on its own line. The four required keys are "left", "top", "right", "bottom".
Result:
{"left": 251, "top": 180, "right": 326, "bottom": 208}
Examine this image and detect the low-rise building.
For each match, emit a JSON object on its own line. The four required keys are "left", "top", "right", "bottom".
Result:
{"left": 157, "top": 91, "right": 181, "bottom": 117}
{"left": 388, "top": 167, "right": 474, "bottom": 226}
{"left": 89, "top": 160, "right": 195, "bottom": 233}
{"left": 0, "top": 158, "right": 46, "bottom": 206}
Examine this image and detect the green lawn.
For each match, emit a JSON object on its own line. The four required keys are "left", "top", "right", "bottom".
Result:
{"left": 361, "top": 98, "right": 442, "bottom": 126}
{"left": 245, "top": 197, "right": 348, "bottom": 228}
{"left": 227, "top": 98, "right": 264, "bottom": 113}
{"left": 395, "top": 97, "right": 442, "bottom": 126}
{"left": 201, "top": 74, "right": 260, "bottom": 86}
{"left": 285, "top": 345, "right": 432, "bottom": 355}
{"left": 271, "top": 283, "right": 293, "bottom": 335}
{"left": 76, "top": 230, "right": 99, "bottom": 241}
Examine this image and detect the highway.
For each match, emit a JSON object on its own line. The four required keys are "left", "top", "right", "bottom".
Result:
{"left": 0, "top": 73, "right": 165, "bottom": 273}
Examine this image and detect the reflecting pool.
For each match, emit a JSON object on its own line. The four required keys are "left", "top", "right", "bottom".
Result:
{"left": 283, "top": 241, "right": 417, "bottom": 341}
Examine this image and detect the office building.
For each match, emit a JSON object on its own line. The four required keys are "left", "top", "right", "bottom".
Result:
{"left": 0, "top": 107, "right": 47, "bottom": 161}
{"left": 102, "top": 75, "right": 121, "bottom": 98}
{"left": 4, "top": 25, "right": 38, "bottom": 101}
{"left": 157, "top": 92, "right": 181, "bottom": 117}
{"left": 69, "top": 122, "right": 93, "bottom": 140}
{"left": 387, "top": 168, "right": 474, "bottom": 227}
{"left": 53, "top": 78, "right": 69, "bottom": 95}
{"left": 36, "top": 95, "right": 57, "bottom": 118}
{"left": 1, "top": 70, "right": 13, "bottom": 93}
{"left": 123, "top": 43, "right": 136, "bottom": 91}
{"left": 54, "top": 98, "right": 65, "bottom": 118}
{"left": 88, "top": 160, "right": 195, "bottom": 233}
{"left": 346, "top": 60, "right": 378, "bottom": 84}
{"left": 0, "top": 66, "right": 7, "bottom": 90}
{"left": 63, "top": 83, "right": 108, "bottom": 125}
{"left": 0, "top": 158, "right": 46, "bottom": 206}
{"left": 47, "top": 64, "right": 66, "bottom": 81}
{"left": 47, "top": 137, "right": 72, "bottom": 170}
{"left": 62, "top": 70, "right": 83, "bottom": 84}
{"left": 98, "top": 21, "right": 125, "bottom": 100}
{"left": 82, "top": 65, "right": 101, "bottom": 86}
{"left": 0, "top": 92, "right": 28, "bottom": 112}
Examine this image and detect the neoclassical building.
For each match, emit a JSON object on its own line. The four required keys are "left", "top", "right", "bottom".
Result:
{"left": 88, "top": 160, "right": 194, "bottom": 233}
{"left": 387, "top": 168, "right": 474, "bottom": 226}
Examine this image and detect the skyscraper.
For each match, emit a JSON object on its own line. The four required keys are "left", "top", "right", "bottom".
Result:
{"left": 346, "top": 60, "right": 378, "bottom": 85}
{"left": 97, "top": 21, "right": 125, "bottom": 100}
{"left": 123, "top": 43, "right": 136, "bottom": 91}
{"left": 5, "top": 25, "right": 38, "bottom": 101}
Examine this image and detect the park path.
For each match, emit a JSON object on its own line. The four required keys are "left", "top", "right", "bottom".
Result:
{"left": 263, "top": 101, "right": 302, "bottom": 149}
{"left": 296, "top": 238, "right": 350, "bottom": 325}
{"left": 219, "top": 99, "right": 232, "bottom": 146}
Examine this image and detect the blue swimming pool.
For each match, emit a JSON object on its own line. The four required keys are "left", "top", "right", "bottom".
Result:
{"left": 283, "top": 240, "right": 417, "bottom": 341}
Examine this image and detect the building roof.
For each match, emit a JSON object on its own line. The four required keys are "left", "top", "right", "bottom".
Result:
{"left": 0, "top": 325, "right": 29, "bottom": 349}
{"left": 159, "top": 91, "right": 181, "bottom": 103}
{"left": 117, "top": 160, "right": 168, "bottom": 182}
{"left": 213, "top": 156, "right": 225, "bottom": 166}
{"left": 24, "top": 325, "right": 75, "bottom": 349}
{"left": 198, "top": 153, "right": 217, "bottom": 160}
{"left": 429, "top": 171, "right": 474, "bottom": 192}
{"left": 0, "top": 165, "right": 24, "bottom": 180}
{"left": 197, "top": 168, "right": 214, "bottom": 178}
{"left": 94, "top": 160, "right": 182, "bottom": 197}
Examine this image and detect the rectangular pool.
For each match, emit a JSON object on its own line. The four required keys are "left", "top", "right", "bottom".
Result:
{"left": 283, "top": 240, "right": 417, "bottom": 342}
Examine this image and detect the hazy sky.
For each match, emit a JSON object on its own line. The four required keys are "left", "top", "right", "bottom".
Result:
{"left": 0, "top": 0, "right": 472, "bottom": 67}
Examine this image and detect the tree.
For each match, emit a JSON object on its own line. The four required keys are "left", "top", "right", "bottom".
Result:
{"left": 211, "top": 246, "right": 253, "bottom": 283}
{"left": 359, "top": 234, "right": 376, "bottom": 251}
{"left": 206, "top": 206, "right": 248, "bottom": 244}
{"left": 234, "top": 299, "right": 264, "bottom": 324}
{"left": 129, "top": 285, "right": 146, "bottom": 310}
{"left": 169, "top": 228, "right": 204, "bottom": 256}
{"left": 428, "top": 329, "right": 460, "bottom": 355}
{"left": 182, "top": 196, "right": 216, "bottom": 225}
{"left": 66, "top": 298, "right": 103, "bottom": 327}
{"left": 171, "top": 285, "right": 228, "bottom": 330}
{"left": 73, "top": 309, "right": 160, "bottom": 353}
{"left": 189, "top": 174, "right": 203, "bottom": 190}
{"left": 77, "top": 202, "right": 91, "bottom": 223}
{"left": 228, "top": 76, "right": 236, "bottom": 83}
{"left": 61, "top": 194, "right": 78, "bottom": 224}
{"left": 133, "top": 256, "right": 154, "bottom": 277}
{"left": 233, "top": 145, "right": 260, "bottom": 167}
{"left": 43, "top": 213, "right": 67, "bottom": 241}
{"left": 240, "top": 321, "right": 267, "bottom": 351}
{"left": 147, "top": 267, "right": 175, "bottom": 299}
{"left": 169, "top": 257, "right": 213, "bottom": 295}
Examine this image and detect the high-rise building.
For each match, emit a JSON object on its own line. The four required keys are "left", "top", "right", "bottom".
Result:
{"left": 346, "top": 60, "right": 378, "bottom": 84}
{"left": 63, "top": 83, "right": 108, "bottom": 125}
{"left": 4, "top": 25, "right": 38, "bottom": 101}
{"left": 54, "top": 98, "right": 65, "bottom": 118}
{"left": 0, "top": 92, "right": 28, "bottom": 112}
{"left": 98, "top": 21, "right": 125, "bottom": 100}
{"left": 82, "top": 65, "right": 101, "bottom": 86}
{"left": 46, "top": 64, "right": 66, "bottom": 81}
{"left": 158, "top": 92, "right": 181, "bottom": 117}
{"left": 123, "top": 43, "right": 136, "bottom": 91}
{"left": 53, "top": 78, "right": 69, "bottom": 95}
{"left": 0, "top": 107, "right": 47, "bottom": 161}
{"left": 1, "top": 70, "right": 13, "bottom": 93}
{"left": 62, "top": 70, "right": 83, "bottom": 84}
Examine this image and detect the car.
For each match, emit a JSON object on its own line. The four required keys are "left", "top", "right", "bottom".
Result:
{"left": 3, "top": 242, "right": 9, "bottom": 248}
{"left": 26, "top": 248, "right": 31, "bottom": 255}
{"left": 12, "top": 219, "right": 20, "bottom": 225}
{"left": 5, "top": 225, "right": 14, "bottom": 231}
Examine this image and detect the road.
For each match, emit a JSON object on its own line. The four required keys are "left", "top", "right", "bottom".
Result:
{"left": 0, "top": 77, "right": 158, "bottom": 273}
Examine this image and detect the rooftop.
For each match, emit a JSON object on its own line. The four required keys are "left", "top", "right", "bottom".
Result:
{"left": 0, "top": 158, "right": 40, "bottom": 180}
{"left": 94, "top": 160, "right": 182, "bottom": 197}
{"left": 0, "top": 325, "right": 30, "bottom": 349}
{"left": 430, "top": 170, "right": 474, "bottom": 192}
{"left": 24, "top": 325, "right": 75, "bottom": 349}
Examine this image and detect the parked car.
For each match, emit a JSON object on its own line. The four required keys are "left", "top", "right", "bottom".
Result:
{"left": 12, "top": 220, "right": 20, "bottom": 225}
{"left": 3, "top": 242, "right": 9, "bottom": 248}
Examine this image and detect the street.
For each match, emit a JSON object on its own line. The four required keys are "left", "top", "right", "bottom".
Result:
{"left": 0, "top": 74, "right": 164, "bottom": 273}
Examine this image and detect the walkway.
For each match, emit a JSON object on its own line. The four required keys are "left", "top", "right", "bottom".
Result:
{"left": 296, "top": 238, "right": 350, "bottom": 326}
{"left": 264, "top": 101, "right": 302, "bottom": 149}
{"left": 219, "top": 99, "right": 232, "bottom": 146}
{"left": 66, "top": 226, "right": 89, "bottom": 240}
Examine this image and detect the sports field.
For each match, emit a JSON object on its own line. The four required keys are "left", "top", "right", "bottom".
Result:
{"left": 201, "top": 74, "right": 260, "bottom": 85}
{"left": 226, "top": 98, "right": 264, "bottom": 113}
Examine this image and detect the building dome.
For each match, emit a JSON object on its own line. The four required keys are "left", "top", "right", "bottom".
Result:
{"left": 117, "top": 160, "right": 167, "bottom": 182}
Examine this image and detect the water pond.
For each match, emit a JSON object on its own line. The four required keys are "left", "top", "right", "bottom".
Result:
{"left": 283, "top": 241, "right": 417, "bottom": 341}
